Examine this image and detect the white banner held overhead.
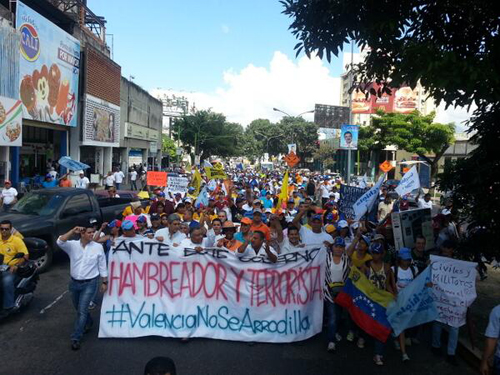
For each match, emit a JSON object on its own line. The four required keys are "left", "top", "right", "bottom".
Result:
{"left": 99, "top": 238, "right": 326, "bottom": 343}
{"left": 353, "top": 173, "right": 385, "bottom": 220}
{"left": 395, "top": 165, "right": 420, "bottom": 197}
{"left": 430, "top": 255, "right": 477, "bottom": 327}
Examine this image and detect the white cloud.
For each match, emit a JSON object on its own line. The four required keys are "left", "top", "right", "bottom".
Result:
{"left": 221, "top": 24, "right": 230, "bottom": 34}
{"left": 150, "top": 51, "right": 340, "bottom": 126}
{"left": 435, "top": 103, "right": 476, "bottom": 132}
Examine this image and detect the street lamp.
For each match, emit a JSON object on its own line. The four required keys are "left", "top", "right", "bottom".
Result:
{"left": 272, "top": 107, "right": 315, "bottom": 118}
{"left": 254, "top": 131, "right": 285, "bottom": 155}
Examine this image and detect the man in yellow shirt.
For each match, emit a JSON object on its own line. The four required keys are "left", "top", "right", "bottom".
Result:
{"left": 1, "top": 220, "right": 28, "bottom": 312}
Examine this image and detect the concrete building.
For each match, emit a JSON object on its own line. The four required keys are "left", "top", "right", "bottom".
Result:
{"left": 119, "top": 77, "right": 162, "bottom": 174}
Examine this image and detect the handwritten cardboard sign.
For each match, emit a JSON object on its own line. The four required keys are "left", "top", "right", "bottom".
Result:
{"left": 167, "top": 176, "right": 189, "bottom": 193}
{"left": 99, "top": 238, "right": 325, "bottom": 342}
{"left": 430, "top": 255, "right": 477, "bottom": 327}
{"left": 147, "top": 171, "right": 167, "bottom": 187}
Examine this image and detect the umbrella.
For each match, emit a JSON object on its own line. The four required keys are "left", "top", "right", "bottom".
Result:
{"left": 58, "top": 156, "right": 90, "bottom": 171}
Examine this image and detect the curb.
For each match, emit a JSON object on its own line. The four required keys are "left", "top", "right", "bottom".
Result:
{"left": 457, "top": 337, "right": 481, "bottom": 371}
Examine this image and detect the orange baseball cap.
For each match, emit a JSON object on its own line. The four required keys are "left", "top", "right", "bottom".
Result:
{"left": 240, "top": 218, "right": 252, "bottom": 225}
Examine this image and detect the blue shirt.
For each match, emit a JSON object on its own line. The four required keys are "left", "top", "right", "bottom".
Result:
{"left": 485, "top": 305, "right": 500, "bottom": 358}
{"left": 234, "top": 232, "right": 245, "bottom": 242}
{"left": 42, "top": 180, "right": 58, "bottom": 189}
{"left": 261, "top": 197, "right": 273, "bottom": 209}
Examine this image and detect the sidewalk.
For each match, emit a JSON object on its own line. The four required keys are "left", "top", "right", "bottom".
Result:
{"left": 457, "top": 264, "right": 500, "bottom": 366}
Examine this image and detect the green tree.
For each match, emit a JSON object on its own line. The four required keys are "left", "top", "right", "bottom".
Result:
{"left": 282, "top": 0, "right": 500, "bottom": 249}
{"left": 313, "top": 142, "right": 336, "bottom": 171}
{"left": 161, "top": 135, "right": 177, "bottom": 160}
{"left": 358, "top": 110, "right": 455, "bottom": 179}
{"left": 172, "top": 110, "right": 245, "bottom": 162}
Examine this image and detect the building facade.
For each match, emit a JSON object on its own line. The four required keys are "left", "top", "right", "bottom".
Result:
{"left": 119, "top": 77, "right": 162, "bottom": 174}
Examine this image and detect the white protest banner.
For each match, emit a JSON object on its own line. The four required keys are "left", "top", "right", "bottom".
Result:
{"left": 167, "top": 176, "right": 189, "bottom": 193}
{"left": 430, "top": 255, "right": 477, "bottom": 327}
{"left": 99, "top": 238, "right": 326, "bottom": 342}
{"left": 387, "top": 267, "right": 438, "bottom": 336}
{"left": 395, "top": 165, "right": 420, "bottom": 197}
{"left": 358, "top": 174, "right": 368, "bottom": 189}
{"left": 353, "top": 173, "right": 386, "bottom": 220}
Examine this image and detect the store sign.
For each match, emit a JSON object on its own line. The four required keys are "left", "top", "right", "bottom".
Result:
{"left": 126, "top": 123, "right": 158, "bottom": 141}
{"left": 82, "top": 94, "right": 120, "bottom": 147}
{"left": 17, "top": 1, "right": 80, "bottom": 127}
{"left": 149, "top": 141, "right": 157, "bottom": 154}
{"left": 0, "top": 96, "right": 23, "bottom": 146}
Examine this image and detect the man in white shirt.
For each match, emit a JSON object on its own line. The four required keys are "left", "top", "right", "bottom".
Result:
{"left": 104, "top": 172, "right": 115, "bottom": 189}
{"left": 48, "top": 167, "right": 58, "bottom": 180}
{"left": 180, "top": 227, "right": 209, "bottom": 253}
{"left": 113, "top": 169, "right": 125, "bottom": 190}
{"left": 129, "top": 168, "right": 138, "bottom": 191}
{"left": 76, "top": 172, "right": 90, "bottom": 189}
{"left": 331, "top": 187, "right": 340, "bottom": 203}
{"left": 1, "top": 180, "right": 18, "bottom": 211}
{"left": 278, "top": 225, "right": 307, "bottom": 254}
{"left": 237, "top": 231, "right": 278, "bottom": 262}
{"left": 292, "top": 209, "right": 333, "bottom": 249}
{"left": 320, "top": 180, "right": 332, "bottom": 207}
{"left": 417, "top": 193, "right": 433, "bottom": 210}
{"left": 56, "top": 226, "right": 108, "bottom": 351}
{"left": 154, "top": 213, "right": 187, "bottom": 248}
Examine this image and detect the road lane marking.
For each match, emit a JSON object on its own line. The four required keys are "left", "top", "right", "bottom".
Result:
{"left": 39, "top": 290, "right": 68, "bottom": 315}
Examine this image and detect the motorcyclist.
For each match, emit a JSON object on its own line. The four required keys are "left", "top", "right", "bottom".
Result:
{"left": 0, "top": 220, "right": 29, "bottom": 317}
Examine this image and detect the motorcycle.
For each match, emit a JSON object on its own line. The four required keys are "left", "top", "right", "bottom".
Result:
{"left": 0, "top": 237, "right": 47, "bottom": 319}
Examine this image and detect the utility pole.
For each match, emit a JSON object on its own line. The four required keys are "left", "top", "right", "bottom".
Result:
{"left": 347, "top": 40, "right": 354, "bottom": 185}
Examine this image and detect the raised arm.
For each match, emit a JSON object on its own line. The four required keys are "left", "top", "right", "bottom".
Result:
{"left": 346, "top": 229, "right": 361, "bottom": 258}
{"left": 292, "top": 207, "right": 305, "bottom": 230}
{"left": 270, "top": 215, "right": 284, "bottom": 244}
{"left": 59, "top": 226, "right": 83, "bottom": 242}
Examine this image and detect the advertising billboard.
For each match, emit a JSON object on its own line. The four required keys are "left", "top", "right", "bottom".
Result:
{"left": 17, "top": 1, "right": 80, "bottom": 127}
{"left": 340, "top": 124, "right": 358, "bottom": 150}
{"left": 351, "top": 84, "right": 419, "bottom": 114}
{"left": 314, "top": 104, "right": 349, "bottom": 129}
{"left": 0, "top": 96, "right": 23, "bottom": 146}
{"left": 351, "top": 91, "right": 372, "bottom": 114}
{"left": 82, "top": 94, "right": 120, "bottom": 147}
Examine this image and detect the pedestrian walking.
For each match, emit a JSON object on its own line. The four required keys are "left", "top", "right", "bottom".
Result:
{"left": 130, "top": 168, "right": 138, "bottom": 190}
{"left": 56, "top": 226, "right": 108, "bottom": 350}
{"left": 0, "top": 180, "right": 18, "bottom": 212}
{"left": 113, "top": 168, "right": 125, "bottom": 190}
{"left": 104, "top": 171, "right": 115, "bottom": 190}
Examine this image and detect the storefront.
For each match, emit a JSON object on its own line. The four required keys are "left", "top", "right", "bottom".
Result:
{"left": 13, "top": 2, "right": 81, "bottom": 185}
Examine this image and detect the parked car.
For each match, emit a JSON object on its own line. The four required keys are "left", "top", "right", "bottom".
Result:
{"left": 383, "top": 179, "right": 400, "bottom": 191}
{"left": 0, "top": 188, "right": 142, "bottom": 272}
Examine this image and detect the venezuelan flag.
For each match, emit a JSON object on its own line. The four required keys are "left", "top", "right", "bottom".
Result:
{"left": 335, "top": 267, "right": 394, "bottom": 343}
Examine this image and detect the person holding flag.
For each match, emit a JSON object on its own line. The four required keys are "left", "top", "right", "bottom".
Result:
{"left": 336, "top": 241, "right": 396, "bottom": 367}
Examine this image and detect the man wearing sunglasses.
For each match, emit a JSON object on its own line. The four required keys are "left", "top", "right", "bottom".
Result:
{"left": 0, "top": 220, "right": 28, "bottom": 316}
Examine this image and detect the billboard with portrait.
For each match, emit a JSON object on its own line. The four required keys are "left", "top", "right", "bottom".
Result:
{"left": 82, "top": 94, "right": 120, "bottom": 147}
{"left": 340, "top": 124, "right": 358, "bottom": 150}
{"left": 17, "top": 1, "right": 80, "bottom": 127}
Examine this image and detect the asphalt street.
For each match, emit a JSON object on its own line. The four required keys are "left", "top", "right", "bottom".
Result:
{"left": 0, "top": 252, "right": 476, "bottom": 375}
